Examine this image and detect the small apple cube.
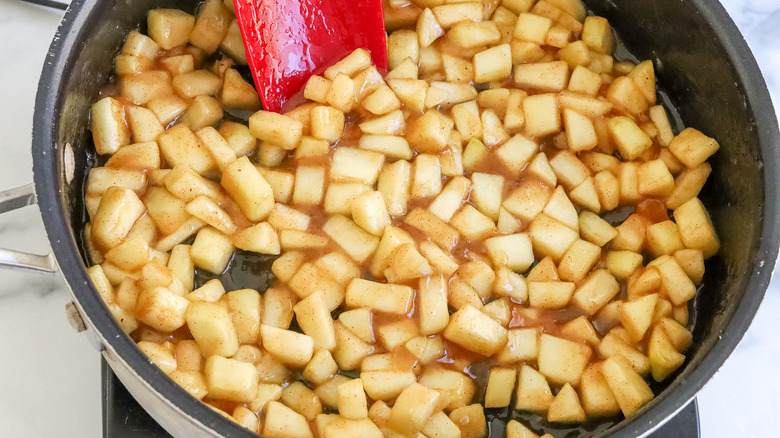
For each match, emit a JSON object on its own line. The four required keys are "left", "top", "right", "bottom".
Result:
{"left": 654, "top": 255, "right": 697, "bottom": 306}
{"left": 601, "top": 356, "right": 654, "bottom": 417}
{"left": 523, "top": 93, "right": 561, "bottom": 137}
{"left": 221, "top": 156, "right": 274, "bottom": 221}
{"left": 607, "top": 76, "right": 649, "bottom": 116}
{"left": 666, "top": 163, "right": 712, "bottom": 210}
{"left": 638, "top": 159, "right": 675, "bottom": 197}
{"left": 416, "top": 274, "right": 449, "bottom": 335}
{"left": 612, "top": 213, "right": 649, "bottom": 252}
{"left": 484, "top": 234, "right": 534, "bottom": 273}
{"left": 359, "top": 110, "right": 406, "bottom": 136}
{"left": 361, "top": 370, "right": 416, "bottom": 401}
{"left": 528, "top": 281, "right": 575, "bottom": 309}
{"left": 417, "top": 7, "right": 445, "bottom": 47}
{"left": 427, "top": 176, "right": 471, "bottom": 222}
{"left": 502, "top": 180, "right": 553, "bottom": 223}
{"left": 485, "top": 367, "right": 517, "bottom": 408}
{"left": 646, "top": 220, "right": 685, "bottom": 257}
{"left": 350, "top": 191, "right": 392, "bottom": 237}
{"left": 407, "top": 109, "right": 452, "bottom": 153}
{"left": 422, "top": 411, "right": 462, "bottom": 438}
{"left": 432, "top": 3, "right": 483, "bottom": 28}
{"left": 370, "top": 226, "right": 415, "bottom": 278}
{"left": 294, "top": 292, "right": 337, "bottom": 351}
{"left": 303, "top": 350, "right": 338, "bottom": 385}
{"left": 264, "top": 401, "right": 314, "bottom": 438}
{"left": 563, "top": 108, "right": 598, "bottom": 152}
{"left": 91, "top": 97, "right": 131, "bottom": 155}
{"left": 325, "top": 73, "right": 357, "bottom": 113}
{"left": 514, "top": 60, "right": 569, "bottom": 92}
{"left": 523, "top": 153, "right": 556, "bottom": 186}
{"left": 470, "top": 173, "right": 504, "bottom": 221}
{"left": 568, "top": 65, "right": 602, "bottom": 95}
{"left": 303, "top": 75, "right": 331, "bottom": 103}
{"left": 377, "top": 160, "right": 412, "bottom": 216}
{"left": 515, "top": 364, "right": 554, "bottom": 413}
{"left": 362, "top": 83, "right": 401, "bottom": 115}
{"left": 571, "top": 269, "right": 620, "bottom": 315}
{"left": 346, "top": 278, "right": 413, "bottom": 315}
{"left": 451, "top": 100, "right": 483, "bottom": 140}
{"left": 669, "top": 128, "right": 720, "bottom": 169}
{"left": 598, "top": 329, "right": 650, "bottom": 376}
{"left": 190, "top": 227, "right": 234, "bottom": 274}
{"left": 537, "top": 334, "right": 591, "bottom": 385}
{"left": 579, "top": 211, "right": 617, "bottom": 246}
{"left": 261, "top": 325, "right": 315, "bottom": 368}
{"left": 579, "top": 364, "right": 621, "bottom": 418}
{"left": 608, "top": 116, "right": 652, "bottom": 161}
{"left": 673, "top": 197, "right": 719, "bottom": 258}
{"left": 323, "top": 215, "right": 380, "bottom": 263}
{"left": 514, "top": 12, "right": 553, "bottom": 44}
{"left": 450, "top": 204, "right": 496, "bottom": 241}
{"left": 449, "top": 404, "right": 486, "bottom": 438}
{"left": 528, "top": 213, "right": 579, "bottom": 262}
{"left": 147, "top": 9, "right": 194, "bottom": 50}
{"left": 249, "top": 110, "right": 303, "bottom": 150}
{"left": 558, "top": 239, "right": 601, "bottom": 282}
{"left": 336, "top": 378, "right": 368, "bottom": 419}
{"left": 605, "top": 251, "right": 644, "bottom": 280}
{"left": 404, "top": 208, "right": 461, "bottom": 250}
{"left": 92, "top": 187, "right": 147, "bottom": 250}
{"left": 443, "top": 305, "right": 509, "bottom": 356}
{"left": 547, "top": 383, "right": 586, "bottom": 423}
{"left": 359, "top": 135, "right": 412, "bottom": 161}
{"left": 474, "top": 44, "right": 512, "bottom": 83}
{"left": 648, "top": 325, "right": 686, "bottom": 382}
{"left": 204, "top": 355, "right": 259, "bottom": 403}
{"left": 331, "top": 147, "right": 385, "bottom": 185}
{"left": 496, "top": 134, "right": 538, "bottom": 175}
{"left": 387, "top": 382, "right": 440, "bottom": 435}
{"left": 448, "top": 20, "right": 501, "bottom": 48}
{"left": 482, "top": 109, "right": 511, "bottom": 148}
{"left": 620, "top": 293, "right": 659, "bottom": 343}
{"left": 310, "top": 106, "right": 345, "bottom": 142}
{"left": 185, "top": 301, "right": 239, "bottom": 357}
{"left": 581, "top": 16, "right": 613, "bottom": 53}
{"left": 419, "top": 368, "right": 476, "bottom": 411}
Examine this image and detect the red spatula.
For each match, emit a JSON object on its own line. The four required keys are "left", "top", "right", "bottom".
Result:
{"left": 234, "top": 0, "right": 388, "bottom": 113}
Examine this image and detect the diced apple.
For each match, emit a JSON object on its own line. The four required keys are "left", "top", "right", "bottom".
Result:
{"left": 443, "top": 305, "right": 508, "bottom": 356}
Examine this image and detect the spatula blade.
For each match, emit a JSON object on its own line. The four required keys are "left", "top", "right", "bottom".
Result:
{"left": 234, "top": 0, "right": 388, "bottom": 113}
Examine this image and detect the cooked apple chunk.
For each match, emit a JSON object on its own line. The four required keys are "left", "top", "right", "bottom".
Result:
{"left": 346, "top": 278, "right": 413, "bottom": 315}
{"left": 515, "top": 364, "right": 554, "bottom": 413}
{"left": 673, "top": 197, "right": 720, "bottom": 258}
{"left": 602, "top": 356, "right": 654, "bottom": 417}
{"left": 92, "top": 187, "right": 146, "bottom": 250}
{"left": 221, "top": 156, "right": 275, "bottom": 221}
{"left": 444, "top": 305, "right": 509, "bottom": 356}
{"left": 474, "top": 44, "right": 512, "bottom": 83}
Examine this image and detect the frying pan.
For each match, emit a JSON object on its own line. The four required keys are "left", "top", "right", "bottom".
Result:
{"left": 1, "top": 0, "right": 776, "bottom": 436}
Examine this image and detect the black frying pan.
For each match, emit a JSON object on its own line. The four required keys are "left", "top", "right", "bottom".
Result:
{"left": 2, "top": 0, "right": 776, "bottom": 436}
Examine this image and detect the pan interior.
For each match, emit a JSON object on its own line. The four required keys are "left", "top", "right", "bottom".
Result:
{"left": 32, "top": 0, "right": 776, "bottom": 437}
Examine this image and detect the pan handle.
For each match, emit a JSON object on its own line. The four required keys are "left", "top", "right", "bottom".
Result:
{"left": 0, "top": 184, "right": 58, "bottom": 274}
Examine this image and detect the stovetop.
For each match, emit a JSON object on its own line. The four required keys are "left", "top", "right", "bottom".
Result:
{"left": 101, "top": 360, "right": 700, "bottom": 438}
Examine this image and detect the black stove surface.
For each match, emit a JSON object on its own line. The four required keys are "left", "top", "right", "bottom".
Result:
{"left": 102, "top": 360, "right": 700, "bottom": 438}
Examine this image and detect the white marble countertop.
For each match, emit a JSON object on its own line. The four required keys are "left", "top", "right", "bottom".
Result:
{"left": 0, "top": 1, "right": 777, "bottom": 437}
